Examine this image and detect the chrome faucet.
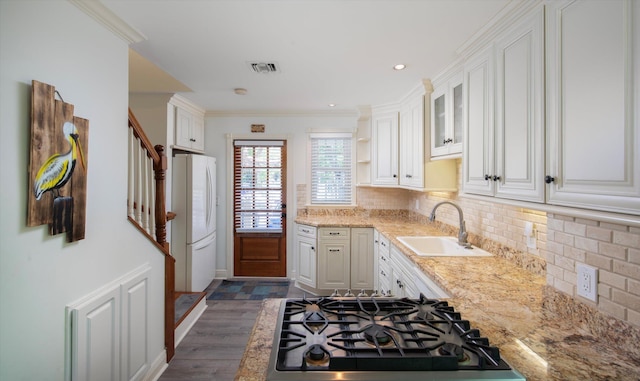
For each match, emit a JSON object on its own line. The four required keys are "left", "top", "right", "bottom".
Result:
{"left": 429, "top": 201, "right": 471, "bottom": 248}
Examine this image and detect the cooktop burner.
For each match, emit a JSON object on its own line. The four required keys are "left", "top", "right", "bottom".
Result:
{"left": 266, "top": 294, "right": 526, "bottom": 381}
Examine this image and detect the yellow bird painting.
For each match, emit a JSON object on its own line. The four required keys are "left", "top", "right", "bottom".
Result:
{"left": 33, "top": 121, "right": 86, "bottom": 200}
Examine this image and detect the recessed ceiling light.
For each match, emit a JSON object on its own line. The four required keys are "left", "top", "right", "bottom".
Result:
{"left": 328, "top": 103, "right": 336, "bottom": 107}
{"left": 234, "top": 88, "right": 247, "bottom": 95}
{"left": 393, "top": 64, "right": 406, "bottom": 71}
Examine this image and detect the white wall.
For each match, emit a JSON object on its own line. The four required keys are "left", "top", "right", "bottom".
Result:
{"left": 204, "top": 114, "right": 357, "bottom": 277}
{"left": 0, "top": 2, "right": 165, "bottom": 380}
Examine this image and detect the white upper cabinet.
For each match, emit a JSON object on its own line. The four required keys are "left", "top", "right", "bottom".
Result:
{"left": 371, "top": 82, "right": 457, "bottom": 191}
{"left": 546, "top": 0, "right": 640, "bottom": 215}
{"left": 172, "top": 96, "right": 205, "bottom": 153}
{"left": 371, "top": 105, "right": 399, "bottom": 186}
{"left": 495, "top": 5, "right": 545, "bottom": 202}
{"left": 399, "top": 84, "right": 426, "bottom": 188}
{"left": 463, "top": 6, "right": 545, "bottom": 203}
{"left": 462, "top": 45, "right": 495, "bottom": 197}
{"left": 431, "top": 71, "right": 464, "bottom": 159}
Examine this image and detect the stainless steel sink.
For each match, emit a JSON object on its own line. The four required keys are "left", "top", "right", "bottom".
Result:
{"left": 397, "top": 236, "right": 492, "bottom": 257}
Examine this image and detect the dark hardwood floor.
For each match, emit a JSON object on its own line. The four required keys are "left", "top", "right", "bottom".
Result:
{"left": 158, "top": 279, "right": 304, "bottom": 381}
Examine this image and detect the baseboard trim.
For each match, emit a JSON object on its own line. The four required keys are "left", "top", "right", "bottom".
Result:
{"left": 215, "top": 269, "right": 228, "bottom": 279}
{"left": 145, "top": 350, "right": 168, "bottom": 381}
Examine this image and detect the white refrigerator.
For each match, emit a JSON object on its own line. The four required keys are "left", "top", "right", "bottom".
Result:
{"left": 172, "top": 154, "right": 217, "bottom": 292}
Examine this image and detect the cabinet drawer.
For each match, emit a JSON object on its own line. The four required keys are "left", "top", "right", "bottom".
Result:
{"left": 378, "top": 250, "right": 390, "bottom": 267}
{"left": 319, "top": 227, "right": 350, "bottom": 240}
{"left": 297, "top": 224, "right": 316, "bottom": 238}
{"left": 378, "top": 234, "right": 390, "bottom": 254}
{"left": 379, "top": 260, "right": 392, "bottom": 281}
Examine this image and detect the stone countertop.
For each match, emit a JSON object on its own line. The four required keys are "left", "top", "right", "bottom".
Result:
{"left": 235, "top": 215, "right": 640, "bottom": 381}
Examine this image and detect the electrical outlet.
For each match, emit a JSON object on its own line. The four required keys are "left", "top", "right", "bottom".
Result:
{"left": 524, "top": 222, "right": 536, "bottom": 249}
{"left": 576, "top": 263, "right": 598, "bottom": 302}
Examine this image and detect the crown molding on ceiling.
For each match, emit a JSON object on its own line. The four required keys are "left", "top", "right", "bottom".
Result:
{"left": 69, "top": 0, "right": 146, "bottom": 44}
{"left": 206, "top": 109, "right": 360, "bottom": 118}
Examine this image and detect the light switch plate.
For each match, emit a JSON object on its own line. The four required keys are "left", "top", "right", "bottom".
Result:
{"left": 576, "top": 263, "right": 598, "bottom": 302}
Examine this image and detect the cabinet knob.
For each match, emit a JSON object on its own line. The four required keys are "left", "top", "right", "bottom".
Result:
{"left": 492, "top": 175, "right": 501, "bottom": 182}
{"left": 484, "top": 174, "right": 491, "bottom": 181}
{"left": 393, "top": 174, "right": 397, "bottom": 178}
{"left": 405, "top": 174, "right": 412, "bottom": 178}
{"left": 545, "top": 175, "right": 556, "bottom": 184}
{"left": 311, "top": 247, "right": 315, "bottom": 251}
{"left": 443, "top": 138, "right": 453, "bottom": 144}
{"left": 190, "top": 138, "right": 196, "bottom": 142}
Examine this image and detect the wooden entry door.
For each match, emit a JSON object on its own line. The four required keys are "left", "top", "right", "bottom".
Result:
{"left": 233, "top": 140, "right": 287, "bottom": 277}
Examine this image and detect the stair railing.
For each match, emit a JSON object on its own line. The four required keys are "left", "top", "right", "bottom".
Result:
{"left": 127, "top": 108, "right": 176, "bottom": 361}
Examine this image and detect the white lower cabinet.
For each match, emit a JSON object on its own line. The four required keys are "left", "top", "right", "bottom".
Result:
{"left": 376, "top": 234, "right": 392, "bottom": 296}
{"left": 390, "top": 244, "right": 419, "bottom": 298}
{"left": 298, "top": 226, "right": 447, "bottom": 298}
{"left": 296, "top": 224, "right": 317, "bottom": 288}
{"left": 375, "top": 233, "right": 449, "bottom": 299}
{"left": 318, "top": 227, "right": 351, "bottom": 290}
{"left": 351, "top": 228, "right": 374, "bottom": 291}
{"left": 297, "top": 225, "right": 374, "bottom": 293}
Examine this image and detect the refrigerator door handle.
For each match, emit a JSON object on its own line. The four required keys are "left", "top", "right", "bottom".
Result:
{"left": 206, "top": 165, "right": 213, "bottom": 230}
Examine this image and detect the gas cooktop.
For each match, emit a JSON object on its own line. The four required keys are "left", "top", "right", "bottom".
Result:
{"left": 266, "top": 295, "right": 526, "bottom": 381}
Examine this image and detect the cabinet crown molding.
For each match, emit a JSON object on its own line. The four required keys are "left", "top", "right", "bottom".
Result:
{"left": 456, "top": 0, "right": 544, "bottom": 59}
{"left": 170, "top": 94, "right": 206, "bottom": 116}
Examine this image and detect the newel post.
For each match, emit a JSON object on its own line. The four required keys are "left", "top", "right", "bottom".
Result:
{"left": 154, "top": 145, "right": 168, "bottom": 249}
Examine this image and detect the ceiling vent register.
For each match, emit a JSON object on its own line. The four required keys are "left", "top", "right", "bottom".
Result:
{"left": 248, "top": 62, "right": 279, "bottom": 74}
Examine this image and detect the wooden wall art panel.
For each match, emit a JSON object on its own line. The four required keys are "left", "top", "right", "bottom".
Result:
{"left": 27, "top": 80, "right": 89, "bottom": 242}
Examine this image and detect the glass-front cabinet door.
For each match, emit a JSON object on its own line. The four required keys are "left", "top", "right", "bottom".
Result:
{"left": 430, "top": 71, "right": 463, "bottom": 159}
{"left": 432, "top": 90, "right": 447, "bottom": 153}
{"left": 452, "top": 82, "right": 463, "bottom": 146}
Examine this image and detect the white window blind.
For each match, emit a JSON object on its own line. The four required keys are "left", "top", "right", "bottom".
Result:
{"left": 233, "top": 140, "right": 285, "bottom": 232}
{"left": 310, "top": 134, "right": 353, "bottom": 204}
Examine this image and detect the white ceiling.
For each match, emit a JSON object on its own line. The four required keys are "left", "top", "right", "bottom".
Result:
{"left": 102, "top": 0, "right": 512, "bottom": 114}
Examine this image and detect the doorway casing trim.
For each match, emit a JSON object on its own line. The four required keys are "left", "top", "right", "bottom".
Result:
{"left": 224, "top": 133, "right": 294, "bottom": 280}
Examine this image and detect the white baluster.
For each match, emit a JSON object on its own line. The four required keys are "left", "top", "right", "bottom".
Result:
{"left": 149, "top": 156, "right": 157, "bottom": 240}
{"left": 127, "top": 129, "right": 135, "bottom": 219}
{"left": 134, "top": 137, "right": 143, "bottom": 225}
{"left": 141, "top": 152, "right": 150, "bottom": 234}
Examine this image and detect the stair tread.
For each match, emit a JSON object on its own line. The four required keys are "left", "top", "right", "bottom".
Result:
{"left": 174, "top": 292, "right": 207, "bottom": 327}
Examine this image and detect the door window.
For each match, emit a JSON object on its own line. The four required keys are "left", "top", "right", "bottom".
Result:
{"left": 233, "top": 140, "right": 285, "bottom": 233}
